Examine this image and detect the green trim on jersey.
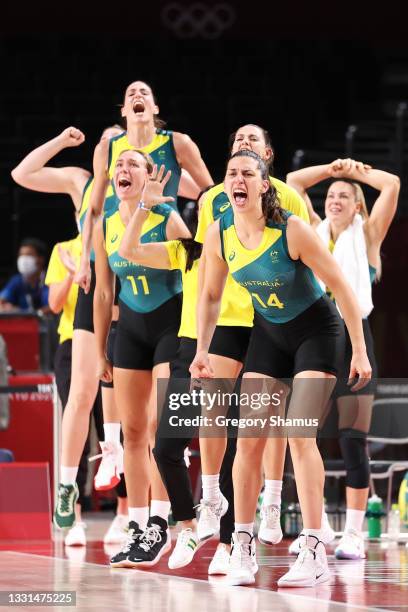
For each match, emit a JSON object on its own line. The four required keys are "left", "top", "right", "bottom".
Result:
{"left": 104, "top": 204, "right": 182, "bottom": 313}
{"left": 107, "top": 128, "right": 181, "bottom": 212}
{"left": 219, "top": 209, "right": 323, "bottom": 324}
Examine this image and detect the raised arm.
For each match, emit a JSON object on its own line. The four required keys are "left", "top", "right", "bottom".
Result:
{"left": 287, "top": 216, "right": 372, "bottom": 390}
{"left": 286, "top": 163, "right": 339, "bottom": 228}
{"left": 118, "top": 205, "right": 173, "bottom": 269}
{"left": 173, "top": 131, "right": 213, "bottom": 191}
{"left": 76, "top": 138, "right": 110, "bottom": 292}
{"left": 93, "top": 218, "right": 115, "bottom": 383}
{"left": 119, "top": 165, "right": 191, "bottom": 266}
{"left": 179, "top": 169, "right": 201, "bottom": 200}
{"left": 338, "top": 166, "right": 400, "bottom": 245}
{"left": 166, "top": 211, "right": 191, "bottom": 240}
{"left": 11, "top": 127, "right": 90, "bottom": 211}
{"left": 189, "top": 221, "right": 229, "bottom": 378}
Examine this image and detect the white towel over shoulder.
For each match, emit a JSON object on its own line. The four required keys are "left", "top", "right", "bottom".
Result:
{"left": 316, "top": 215, "right": 373, "bottom": 318}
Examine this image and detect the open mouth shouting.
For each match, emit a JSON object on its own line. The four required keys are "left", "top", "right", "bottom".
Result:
{"left": 132, "top": 99, "right": 145, "bottom": 114}
{"left": 116, "top": 176, "right": 132, "bottom": 195}
{"left": 232, "top": 189, "right": 248, "bottom": 208}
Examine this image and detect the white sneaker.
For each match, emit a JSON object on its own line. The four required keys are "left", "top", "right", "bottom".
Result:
{"left": 104, "top": 514, "right": 128, "bottom": 544}
{"left": 288, "top": 512, "right": 335, "bottom": 555}
{"left": 278, "top": 534, "right": 331, "bottom": 587}
{"left": 227, "top": 531, "right": 258, "bottom": 586}
{"left": 335, "top": 529, "right": 365, "bottom": 560}
{"left": 258, "top": 504, "right": 283, "bottom": 545}
{"left": 64, "top": 522, "right": 86, "bottom": 546}
{"left": 89, "top": 441, "right": 124, "bottom": 491}
{"left": 208, "top": 543, "right": 230, "bottom": 575}
{"left": 196, "top": 494, "right": 229, "bottom": 541}
{"left": 168, "top": 528, "right": 202, "bottom": 569}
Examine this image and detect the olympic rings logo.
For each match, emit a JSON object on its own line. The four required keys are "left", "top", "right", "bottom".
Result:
{"left": 161, "top": 3, "right": 236, "bottom": 39}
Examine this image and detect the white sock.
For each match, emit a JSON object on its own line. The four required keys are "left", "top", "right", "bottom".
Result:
{"left": 150, "top": 500, "right": 171, "bottom": 522}
{"left": 128, "top": 507, "right": 149, "bottom": 530}
{"left": 202, "top": 473, "right": 220, "bottom": 504}
{"left": 302, "top": 528, "right": 324, "bottom": 541}
{"left": 345, "top": 508, "right": 365, "bottom": 533}
{"left": 235, "top": 522, "right": 254, "bottom": 535}
{"left": 263, "top": 479, "right": 282, "bottom": 507}
{"left": 60, "top": 466, "right": 78, "bottom": 486}
{"left": 103, "top": 423, "right": 121, "bottom": 445}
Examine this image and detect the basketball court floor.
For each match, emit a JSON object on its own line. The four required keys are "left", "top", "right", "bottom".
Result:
{"left": 1, "top": 515, "right": 407, "bottom": 611}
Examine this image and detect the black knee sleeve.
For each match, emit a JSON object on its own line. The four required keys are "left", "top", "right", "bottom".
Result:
{"left": 152, "top": 440, "right": 187, "bottom": 468}
{"left": 339, "top": 429, "right": 370, "bottom": 489}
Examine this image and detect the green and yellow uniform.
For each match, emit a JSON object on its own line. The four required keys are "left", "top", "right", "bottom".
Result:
{"left": 78, "top": 176, "right": 118, "bottom": 262}
{"left": 195, "top": 178, "right": 311, "bottom": 327}
{"left": 106, "top": 129, "right": 181, "bottom": 212}
{"left": 195, "top": 177, "right": 309, "bottom": 243}
{"left": 219, "top": 210, "right": 323, "bottom": 324}
{"left": 104, "top": 205, "right": 181, "bottom": 313}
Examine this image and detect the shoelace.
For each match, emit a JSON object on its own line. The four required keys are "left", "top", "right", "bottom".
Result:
{"left": 295, "top": 544, "right": 317, "bottom": 566}
{"left": 58, "top": 486, "right": 73, "bottom": 513}
{"left": 139, "top": 526, "right": 162, "bottom": 552}
{"left": 89, "top": 443, "right": 118, "bottom": 463}
{"left": 176, "top": 529, "right": 195, "bottom": 549}
{"left": 195, "top": 499, "right": 220, "bottom": 521}
{"left": 262, "top": 505, "right": 280, "bottom": 525}
{"left": 121, "top": 529, "right": 139, "bottom": 554}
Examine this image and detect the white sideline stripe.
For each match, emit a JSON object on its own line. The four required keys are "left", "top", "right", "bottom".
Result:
{"left": 0, "top": 550, "right": 390, "bottom": 612}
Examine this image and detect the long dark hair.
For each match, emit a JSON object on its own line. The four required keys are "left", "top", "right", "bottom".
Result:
{"left": 228, "top": 150, "right": 284, "bottom": 223}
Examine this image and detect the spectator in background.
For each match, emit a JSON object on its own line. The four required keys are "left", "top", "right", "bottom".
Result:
{"left": 0, "top": 238, "right": 50, "bottom": 314}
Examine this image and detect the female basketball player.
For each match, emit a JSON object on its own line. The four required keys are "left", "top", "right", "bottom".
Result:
{"left": 118, "top": 124, "right": 313, "bottom": 576}
{"left": 94, "top": 150, "right": 189, "bottom": 568}
{"left": 12, "top": 124, "right": 204, "bottom": 538}
{"left": 77, "top": 79, "right": 213, "bottom": 293}
{"left": 190, "top": 150, "right": 371, "bottom": 587}
{"left": 194, "top": 124, "right": 313, "bottom": 570}
{"left": 286, "top": 158, "right": 399, "bottom": 560}
{"left": 11, "top": 125, "right": 129, "bottom": 544}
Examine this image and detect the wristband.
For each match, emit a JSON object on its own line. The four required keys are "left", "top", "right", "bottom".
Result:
{"left": 138, "top": 201, "right": 150, "bottom": 212}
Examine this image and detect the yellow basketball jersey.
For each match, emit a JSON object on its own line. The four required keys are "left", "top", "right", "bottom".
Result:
{"left": 45, "top": 235, "right": 82, "bottom": 344}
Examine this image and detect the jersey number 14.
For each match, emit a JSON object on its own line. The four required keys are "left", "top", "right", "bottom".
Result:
{"left": 251, "top": 292, "right": 284, "bottom": 309}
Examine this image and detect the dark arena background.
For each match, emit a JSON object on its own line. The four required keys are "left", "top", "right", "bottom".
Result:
{"left": 1, "top": 2, "right": 408, "bottom": 610}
